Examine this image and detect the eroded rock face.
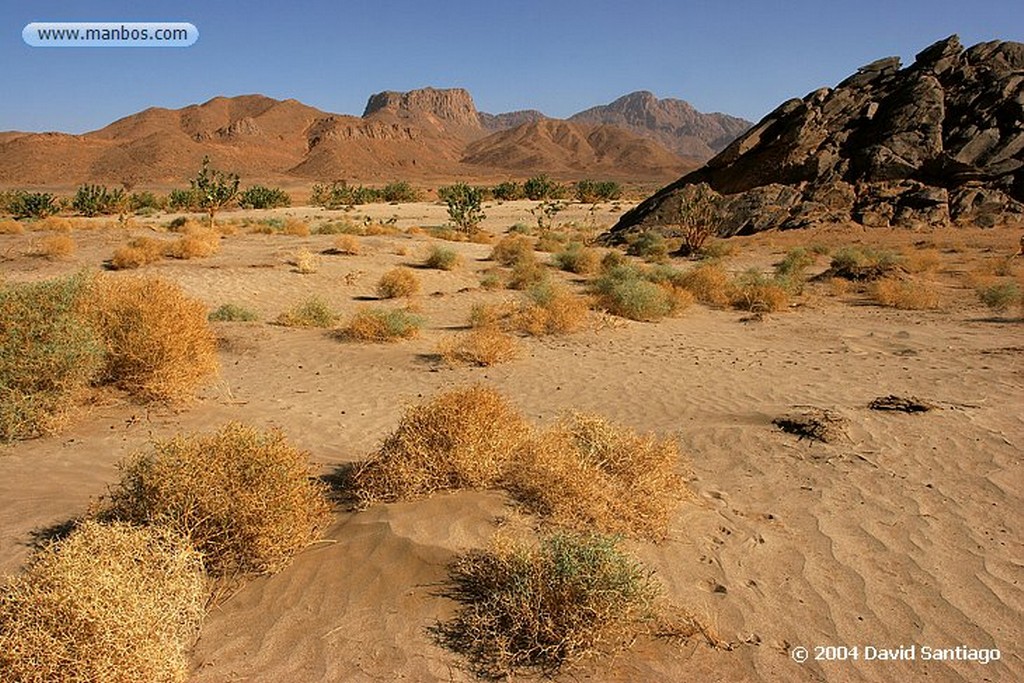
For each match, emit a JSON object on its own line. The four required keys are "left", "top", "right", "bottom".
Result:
{"left": 606, "top": 35, "right": 1024, "bottom": 240}
{"left": 362, "top": 87, "right": 482, "bottom": 128}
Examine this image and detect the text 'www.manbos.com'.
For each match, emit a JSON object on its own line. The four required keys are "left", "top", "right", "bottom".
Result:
{"left": 23, "top": 23, "right": 198, "bottom": 48}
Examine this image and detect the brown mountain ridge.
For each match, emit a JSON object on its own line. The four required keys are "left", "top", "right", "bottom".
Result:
{"left": 0, "top": 88, "right": 750, "bottom": 187}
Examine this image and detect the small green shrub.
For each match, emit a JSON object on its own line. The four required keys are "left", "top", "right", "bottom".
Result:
{"left": 188, "top": 156, "right": 239, "bottom": 225}
{"left": 72, "top": 184, "right": 125, "bottom": 216}
{"left": 168, "top": 188, "right": 199, "bottom": 212}
{"left": 341, "top": 307, "right": 424, "bottom": 342}
{"left": 553, "top": 243, "right": 600, "bottom": 275}
{"left": 437, "top": 532, "right": 661, "bottom": 677}
{"left": 381, "top": 181, "right": 422, "bottom": 203}
{"left": 0, "top": 275, "right": 105, "bottom": 441}
{"left": 775, "top": 247, "right": 816, "bottom": 278}
{"left": 275, "top": 297, "right": 337, "bottom": 328}
{"left": 492, "top": 181, "right": 524, "bottom": 201}
{"left": 10, "top": 192, "right": 59, "bottom": 219}
{"left": 208, "top": 303, "right": 259, "bottom": 322}
{"left": 590, "top": 265, "right": 685, "bottom": 321}
{"left": 978, "top": 281, "right": 1022, "bottom": 313}
{"left": 829, "top": 246, "right": 903, "bottom": 280}
{"left": 524, "top": 174, "right": 565, "bottom": 201}
{"left": 238, "top": 185, "right": 290, "bottom": 209}
{"left": 626, "top": 232, "right": 668, "bottom": 262}
{"left": 424, "top": 245, "right": 461, "bottom": 270}
{"left": 574, "top": 179, "right": 622, "bottom": 203}
{"left": 439, "top": 183, "right": 486, "bottom": 233}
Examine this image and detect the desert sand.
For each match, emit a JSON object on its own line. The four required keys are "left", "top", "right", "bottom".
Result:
{"left": 0, "top": 200, "right": 1021, "bottom": 682}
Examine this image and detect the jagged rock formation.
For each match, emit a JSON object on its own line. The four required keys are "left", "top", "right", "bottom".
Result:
{"left": 478, "top": 109, "right": 548, "bottom": 132}
{"left": 570, "top": 91, "right": 751, "bottom": 160}
{"left": 606, "top": 36, "right": 1024, "bottom": 241}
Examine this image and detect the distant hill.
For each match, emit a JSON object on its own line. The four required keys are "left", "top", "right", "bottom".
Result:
{"left": 570, "top": 91, "right": 752, "bottom": 159}
{"left": 0, "top": 88, "right": 748, "bottom": 187}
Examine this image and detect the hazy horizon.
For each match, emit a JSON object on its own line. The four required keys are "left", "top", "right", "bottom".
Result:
{"left": 3, "top": 0, "right": 1022, "bottom": 134}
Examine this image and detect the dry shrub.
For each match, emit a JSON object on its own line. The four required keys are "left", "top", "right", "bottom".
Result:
{"left": 437, "top": 531, "right": 661, "bottom": 678}
{"left": 490, "top": 235, "right": 534, "bottom": 266}
{"left": 341, "top": 306, "right": 423, "bottom": 342}
{"left": 283, "top": 217, "right": 311, "bottom": 236}
{"left": 513, "top": 284, "right": 590, "bottom": 335}
{"left": 292, "top": 249, "right": 320, "bottom": 274}
{"left": 438, "top": 326, "right": 520, "bottom": 367}
{"left": 110, "top": 237, "right": 166, "bottom": 270}
{"left": 33, "top": 216, "right": 72, "bottom": 233}
{"left": 828, "top": 277, "right": 851, "bottom": 297}
{"left": 508, "top": 259, "right": 549, "bottom": 290}
{"left": 166, "top": 227, "right": 220, "bottom": 260}
{"left": 469, "top": 300, "right": 519, "bottom": 329}
{"left": 679, "top": 263, "right": 733, "bottom": 306}
{"left": 35, "top": 234, "right": 76, "bottom": 260}
{"left": 354, "top": 385, "right": 530, "bottom": 502}
{"left": 730, "top": 272, "right": 790, "bottom": 313}
{"left": 871, "top": 277, "right": 941, "bottom": 310}
{"left": 99, "top": 423, "right": 332, "bottom": 578}
{"left": 553, "top": 243, "right": 601, "bottom": 275}
{"left": 977, "top": 281, "right": 1022, "bottom": 313}
{"left": 0, "top": 521, "right": 207, "bottom": 683}
{"left": 479, "top": 271, "right": 503, "bottom": 290}
{"left": 333, "top": 234, "right": 361, "bottom": 255}
{"left": 275, "top": 296, "right": 336, "bottom": 328}
{"left": 87, "top": 275, "right": 218, "bottom": 401}
{"left": 0, "top": 219, "right": 24, "bottom": 235}
{"left": 902, "top": 248, "right": 942, "bottom": 274}
{"left": 506, "top": 413, "right": 684, "bottom": 540}
{"left": 208, "top": 303, "right": 259, "bottom": 322}
{"left": 590, "top": 266, "right": 683, "bottom": 321}
{"left": 0, "top": 275, "right": 105, "bottom": 441}
{"left": 377, "top": 267, "right": 420, "bottom": 298}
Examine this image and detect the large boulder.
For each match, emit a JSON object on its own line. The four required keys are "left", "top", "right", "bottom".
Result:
{"left": 604, "top": 35, "right": 1024, "bottom": 242}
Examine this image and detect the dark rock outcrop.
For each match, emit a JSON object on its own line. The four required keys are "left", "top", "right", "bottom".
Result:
{"left": 605, "top": 36, "right": 1024, "bottom": 241}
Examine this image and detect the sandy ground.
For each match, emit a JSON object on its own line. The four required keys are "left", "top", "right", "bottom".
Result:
{"left": 1, "top": 201, "right": 1021, "bottom": 682}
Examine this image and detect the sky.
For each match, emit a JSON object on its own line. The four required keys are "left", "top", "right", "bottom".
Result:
{"left": 2, "top": 0, "right": 1022, "bottom": 134}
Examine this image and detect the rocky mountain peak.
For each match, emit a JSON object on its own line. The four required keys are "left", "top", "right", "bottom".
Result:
{"left": 606, "top": 35, "right": 1024, "bottom": 241}
{"left": 362, "top": 87, "right": 481, "bottom": 128}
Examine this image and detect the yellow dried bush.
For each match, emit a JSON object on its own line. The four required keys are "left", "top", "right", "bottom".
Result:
{"left": 35, "top": 234, "right": 76, "bottom": 260}
{"left": 0, "top": 521, "right": 207, "bottom": 683}
{"left": 98, "top": 423, "right": 332, "bottom": 578}
{"left": 86, "top": 275, "right": 218, "bottom": 401}
{"left": 377, "top": 267, "right": 420, "bottom": 298}
{"left": 438, "top": 326, "right": 520, "bottom": 367}
{"left": 354, "top": 385, "right": 530, "bottom": 502}
{"left": 871, "top": 277, "right": 941, "bottom": 310}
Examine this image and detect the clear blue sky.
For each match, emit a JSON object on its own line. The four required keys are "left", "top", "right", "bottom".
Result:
{"left": 3, "top": 0, "right": 1022, "bottom": 133}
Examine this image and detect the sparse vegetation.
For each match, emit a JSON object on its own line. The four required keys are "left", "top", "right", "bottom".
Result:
{"left": 98, "top": 423, "right": 331, "bottom": 577}
{"left": 626, "top": 231, "right": 669, "bottom": 262}
{"left": 524, "top": 174, "right": 565, "bottom": 201}
{"left": 341, "top": 306, "right": 424, "bottom": 342}
{"left": 332, "top": 234, "right": 361, "bottom": 255}
{"left": 508, "top": 258, "right": 550, "bottom": 290}
{"left": 9, "top": 191, "right": 59, "bottom": 219}
{"left": 377, "top": 267, "right": 421, "bottom": 298}
{"left": 678, "top": 263, "right": 734, "bottom": 307}
{"left": 492, "top": 181, "right": 524, "bottom": 201}
{"left": 188, "top": 156, "right": 240, "bottom": 227}
{"left": 513, "top": 283, "right": 590, "bottom": 335}
{"left": 490, "top": 235, "right": 535, "bottom": 267}
{"left": 573, "top": 179, "right": 622, "bottom": 203}
{"left": 35, "top": 233, "right": 76, "bottom": 260}
{"left": 437, "top": 531, "right": 661, "bottom": 678}
{"left": 730, "top": 270, "right": 790, "bottom": 313}
{"left": 292, "top": 249, "right": 320, "bottom": 274}
{"left": 110, "top": 237, "right": 166, "bottom": 270}
{"left": 275, "top": 296, "right": 336, "bottom": 328}
{"left": 381, "top": 181, "right": 422, "bottom": 203}
{"left": 0, "top": 521, "right": 207, "bottom": 683}
{"left": 828, "top": 246, "right": 903, "bottom": 280}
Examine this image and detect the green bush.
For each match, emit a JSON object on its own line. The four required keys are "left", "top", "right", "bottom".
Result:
{"left": 437, "top": 532, "right": 661, "bottom": 677}
{"left": 978, "top": 281, "right": 1022, "bottom": 313}
{"left": 590, "top": 265, "right": 688, "bottom": 321}
{"left": 774, "top": 247, "right": 816, "bottom": 278}
{"left": 492, "top": 181, "right": 524, "bottom": 201}
{"left": 524, "top": 174, "right": 565, "bottom": 201}
{"left": 553, "top": 242, "right": 601, "bottom": 275}
{"left": 574, "top": 179, "right": 622, "bottom": 203}
{"left": 188, "top": 156, "right": 239, "bottom": 225}
{"left": 208, "top": 303, "right": 259, "bottom": 322}
{"left": 275, "top": 297, "right": 336, "bottom": 328}
{"left": 129, "top": 191, "right": 164, "bottom": 213}
{"left": 342, "top": 307, "right": 424, "bottom": 342}
{"left": 72, "top": 184, "right": 126, "bottom": 216}
{"left": 439, "top": 183, "right": 486, "bottom": 233}
{"left": 381, "top": 181, "right": 421, "bottom": 203}
{"left": 626, "top": 232, "right": 669, "bottom": 262}
{"left": 424, "top": 245, "right": 461, "bottom": 270}
{"left": 168, "top": 188, "right": 199, "bottom": 212}
{"left": 238, "top": 185, "right": 291, "bottom": 209}
{"left": 10, "top": 192, "right": 59, "bottom": 219}
{"left": 0, "top": 275, "right": 105, "bottom": 441}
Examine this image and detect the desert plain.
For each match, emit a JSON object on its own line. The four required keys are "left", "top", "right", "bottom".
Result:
{"left": 0, "top": 195, "right": 1021, "bottom": 682}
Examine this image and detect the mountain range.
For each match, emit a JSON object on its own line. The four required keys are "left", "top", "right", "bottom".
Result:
{"left": 0, "top": 88, "right": 752, "bottom": 187}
